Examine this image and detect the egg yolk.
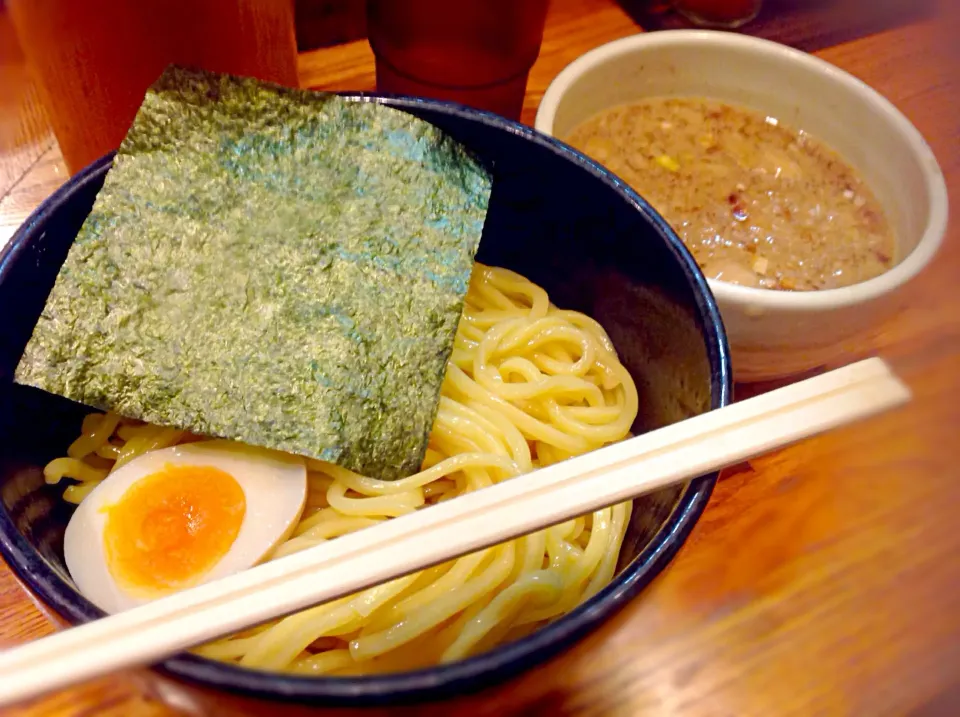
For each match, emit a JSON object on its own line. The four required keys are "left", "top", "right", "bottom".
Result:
{"left": 102, "top": 464, "right": 246, "bottom": 595}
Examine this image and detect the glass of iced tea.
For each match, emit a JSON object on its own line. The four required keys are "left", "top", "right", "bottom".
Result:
{"left": 366, "top": 0, "right": 550, "bottom": 121}
{"left": 8, "top": 0, "right": 299, "bottom": 174}
{"left": 672, "top": 0, "right": 764, "bottom": 28}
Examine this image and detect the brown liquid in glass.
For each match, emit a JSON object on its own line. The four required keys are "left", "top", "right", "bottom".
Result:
{"left": 9, "top": 0, "right": 298, "bottom": 174}
{"left": 366, "top": 0, "right": 549, "bottom": 121}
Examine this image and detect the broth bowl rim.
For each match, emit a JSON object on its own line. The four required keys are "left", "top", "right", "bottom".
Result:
{"left": 534, "top": 30, "right": 949, "bottom": 313}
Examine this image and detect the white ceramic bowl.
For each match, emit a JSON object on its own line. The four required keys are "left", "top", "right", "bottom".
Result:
{"left": 535, "top": 31, "right": 948, "bottom": 381}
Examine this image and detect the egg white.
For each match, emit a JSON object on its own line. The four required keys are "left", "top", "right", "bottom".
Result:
{"left": 64, "top": 439, "right": 307, "bottom": 614}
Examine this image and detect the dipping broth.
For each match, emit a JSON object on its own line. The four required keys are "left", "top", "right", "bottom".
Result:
{"left": 565, "top": 98, "right": 897, "bottom": 291}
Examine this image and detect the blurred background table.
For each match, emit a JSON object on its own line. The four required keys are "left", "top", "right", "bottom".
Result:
{"left": 2, "top": 0, "right": 959, "bottom": 715}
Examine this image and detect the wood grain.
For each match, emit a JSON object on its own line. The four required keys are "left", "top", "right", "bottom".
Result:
{"left": 0, "top": 9, "right": 54, "bottom": 203}
{"left": 2, "top": 1, "right": 959, "bottom": 715}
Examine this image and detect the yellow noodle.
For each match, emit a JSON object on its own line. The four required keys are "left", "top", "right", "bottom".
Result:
{"left": 325, "top": 481, "right": 424, "bottom": 517}
{"left": 43, "top": 457, "right": 108, "bottom": 485}
{"left": 66, "top": 411, "right": 120, "bottom": 460}
{"left": 94, "top": 442, "right": 123, "bottom": 460}
{"left": 442, "top": 570, "right": 564, "bottom": 662}
{"left": 47, "top": 264, "right": 640, "bottom": 675}
{"left": 291, "top": 650, "right": 355, "bottom": 675}
{"left": 62, "top": 480, "right": 103, "bottom": 503}
{"left": 352, "top": 543, "right": 516, "bottom": 660}
{"left": 80, "top": 413, "right": 103, "bottom": 435}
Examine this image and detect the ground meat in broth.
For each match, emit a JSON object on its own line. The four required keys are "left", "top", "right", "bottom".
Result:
{"left": 565, "top": 98, "right": 896, "bottom": 291}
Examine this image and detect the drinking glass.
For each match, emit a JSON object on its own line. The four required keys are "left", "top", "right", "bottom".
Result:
{"left": 366, "top": 0, "right": 550, "bottom": 121}
{"left": 9, "top": 0, "right": 299, "bottom": 174}
{"left": 672, "top": 0, "right": 764, "bottom": 28}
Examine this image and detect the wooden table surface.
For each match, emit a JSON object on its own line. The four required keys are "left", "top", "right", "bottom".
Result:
{"left": 2, "top": 1, "right": 959, "bottom": 715}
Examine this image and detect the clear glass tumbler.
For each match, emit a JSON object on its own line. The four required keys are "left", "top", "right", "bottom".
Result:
{"left": 9, "top": 0, "right": 299, "bottom": 174}
{"left": 672, "top": 0, "right": 764, "bottom": 29}
{"left": 366, "top": 0, "right": 550, "bottom": 121}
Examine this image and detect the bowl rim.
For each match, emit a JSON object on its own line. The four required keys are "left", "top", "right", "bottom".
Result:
{"left": 0, "top": 95, "right": 733, "bottom": 705}
{"left": 534, "top": 29, "right": 950, "bottom": 312}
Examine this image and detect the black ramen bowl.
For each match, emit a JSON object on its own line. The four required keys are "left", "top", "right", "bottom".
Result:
{"left": 0, "top": 95, "right": 731, "bottom": 707}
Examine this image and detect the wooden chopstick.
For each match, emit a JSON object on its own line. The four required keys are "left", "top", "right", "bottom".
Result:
{"left": 0, "top": 358, "right": 910, "bottom": 706}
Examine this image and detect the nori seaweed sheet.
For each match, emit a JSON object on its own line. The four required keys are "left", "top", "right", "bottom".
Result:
{"left": 14, "top": 66, "right": 491, "bottom": 480}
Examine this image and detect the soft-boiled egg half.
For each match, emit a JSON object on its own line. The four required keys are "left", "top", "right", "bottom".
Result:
{"left": 64, "top": 439, "right": 307, "bottom": 614}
